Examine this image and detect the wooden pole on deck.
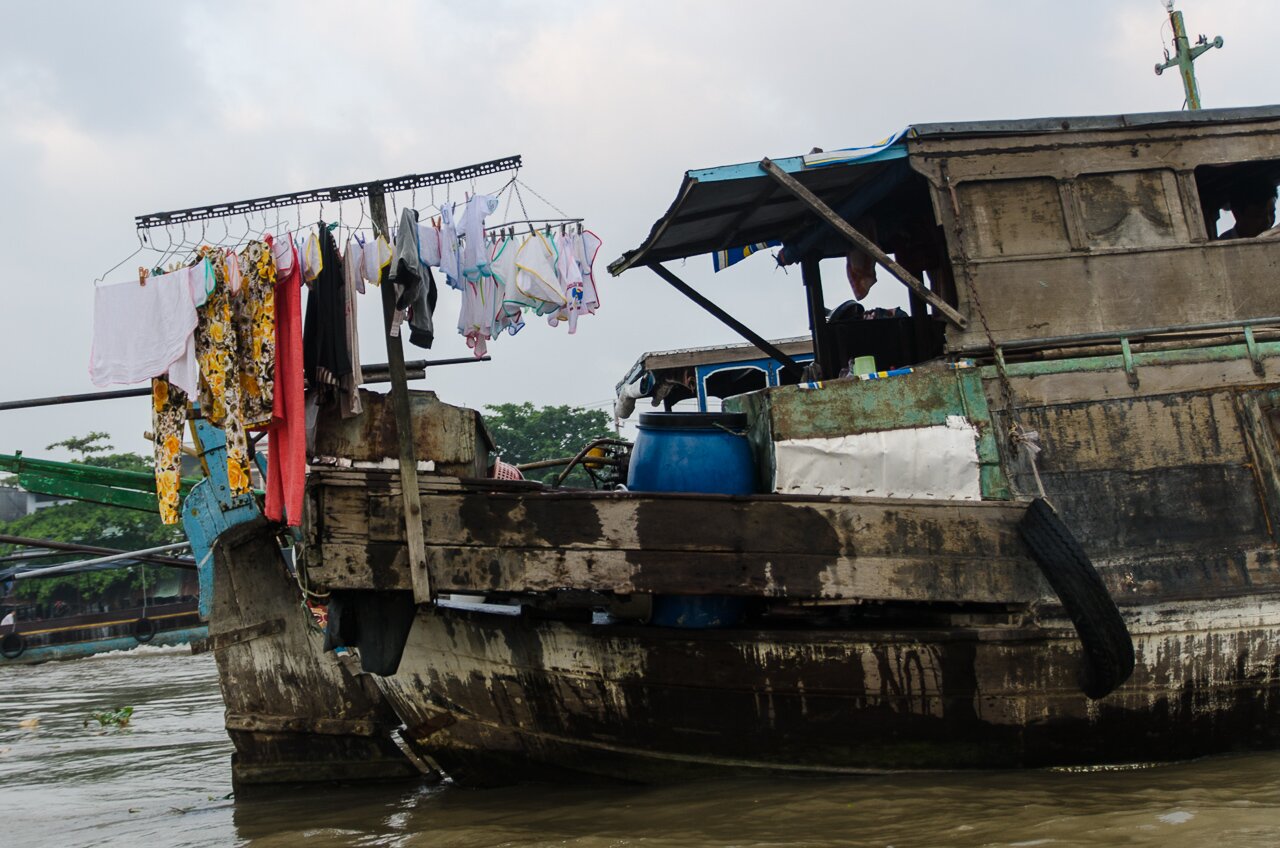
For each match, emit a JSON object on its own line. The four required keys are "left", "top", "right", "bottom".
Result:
{"left": 759, "top": 158, "right": 968, "bottom": 330}
{"left": 368, "top": 188, "right": 433, "bottom": 603}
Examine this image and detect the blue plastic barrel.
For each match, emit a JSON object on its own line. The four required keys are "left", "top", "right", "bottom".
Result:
{"left": 627, "top": 412, "right": 756, "bottom": 495}
{"left": 627, "top": 412, "right": 755, "bottom": 628}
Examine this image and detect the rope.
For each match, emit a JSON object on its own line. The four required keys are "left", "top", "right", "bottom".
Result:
{"left": 943, "top": 166, "right": 1049, "bottom": 499}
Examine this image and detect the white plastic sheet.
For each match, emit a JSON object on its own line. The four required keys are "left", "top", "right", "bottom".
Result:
{"left": 773, "top": 415, "right": 982, "bottom": 500}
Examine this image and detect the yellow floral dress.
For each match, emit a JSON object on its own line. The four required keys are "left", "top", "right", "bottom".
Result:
{"left": 193, "top": 248, "right": 253, "bottom": 500}
{"left": 235, "top": 241, "right": 277, "bottom": 428}
{"left": 151, "top": 377, "right": 188, "bottom": 525}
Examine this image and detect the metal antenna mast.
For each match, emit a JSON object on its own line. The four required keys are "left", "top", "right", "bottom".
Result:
{"left": 1154, "top": 1, "right": 1223, "bottom": 110}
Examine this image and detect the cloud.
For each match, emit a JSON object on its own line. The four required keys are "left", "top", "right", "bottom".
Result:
{"left": 0, "top": 0, "right": 1275, "bottom": 462}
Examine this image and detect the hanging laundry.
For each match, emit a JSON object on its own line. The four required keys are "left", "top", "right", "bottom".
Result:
{"left": 261, "top": 234, "right": 306, "bottom": 526}
{"left": 164, "top": 259, "right": 217, "bottom": 398}
{"left": 458, "top": 193, "right": 499, "bottom": 282}
{"left": 192, "top": 247, "right": 254, "bottom": 501}
{"left": 416, "top": 218, "right": 442, "bottom": 268}
{"left": 514, "top": 231, "right": 567, "bottom": 316}
{"left": 302, "top": 231, "right": 324, "bottom": 283}
{"left": 303, "top": 223, "right": 353, "bottom": 396}
{"left": 437, "top": 202, "right": 461, "bottom": 288}
{"left": 234, "top": 240, "right": 278, "bottom": 428}
{"left": 361, "top": 235, "right": 391, "bottom": 289}
{"left": 389, "top": 206, "right": 438, "bottom": 349}
{"left": 547, "top": 230, "right": 585, "bottom": 332}
{"left": 150, "top": 377, "right": 187, "bottom": 525}
{"left": 489, "top": 235, "right": 528, "bottom": 336}
{"left": 89, "top": 266, "right": 202, "bottom": 395}
{"left": 344, "top": 235, "right": 366, "bottom": 295}
{"left": 340, "top": 235, "right": 363, "bottom": 419}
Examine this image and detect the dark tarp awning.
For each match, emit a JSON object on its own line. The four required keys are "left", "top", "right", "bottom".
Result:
{"left": 608, "top": 137, "right": 910, "bottom": 275}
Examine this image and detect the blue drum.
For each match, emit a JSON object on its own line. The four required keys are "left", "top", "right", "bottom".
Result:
{"left": 627, "top": 412, "right": 756, "bottom": 628}
{"left": 627, "top": 412, "right": 756, "bottom": 495}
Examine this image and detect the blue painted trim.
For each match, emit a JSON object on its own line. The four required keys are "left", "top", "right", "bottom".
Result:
{"left": 688, "top": 155, "right": 807, "bottom": 183}
{"left": 182, "top": 418, "right": 264, "bottom": 622}
{"left": 687, "top": 144, "right": 906, "bottom": 185}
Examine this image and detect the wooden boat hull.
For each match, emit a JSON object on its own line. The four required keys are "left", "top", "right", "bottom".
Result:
{"left": 378, "top": 595, "right": 1280, "bottom": 784}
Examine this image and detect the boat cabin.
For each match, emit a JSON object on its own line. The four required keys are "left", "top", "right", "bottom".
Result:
{"left": 611, "top": 105, "right": 1280, "bottom": 378}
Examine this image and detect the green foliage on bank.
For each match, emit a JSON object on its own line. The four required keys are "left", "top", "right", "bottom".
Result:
{"left": 0, "top": 433, "right": 181, "bottom": 605}
{"left": 483, "top": 403, "right": 615, "bottom": 486}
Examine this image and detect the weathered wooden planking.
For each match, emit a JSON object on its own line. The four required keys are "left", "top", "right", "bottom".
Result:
{"left": 1016, "top": 392, "right": 1249, "bottom": 473}
{"left": 302, "top": 483, "right": 1045, "bottom": 603}
{"left": 376, "top": 594, "right": 1280, "bottom": 782}
{"left": 208, "top": 520, "right": 419, "bottom": 785}
{"left": 312, "top": 388, "right": 492, "bottom": 478}
{"left": 945, "top": 243, "right": 1280, "bottom": 351}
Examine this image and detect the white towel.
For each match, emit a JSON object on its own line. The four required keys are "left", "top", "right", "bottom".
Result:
{"left": 90, "top": 264, "right": 201, "bottom": 394}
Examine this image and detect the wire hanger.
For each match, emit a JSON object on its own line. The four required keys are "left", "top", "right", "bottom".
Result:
{"left": 94, "top": 228, "right": 151, "bottom": 286}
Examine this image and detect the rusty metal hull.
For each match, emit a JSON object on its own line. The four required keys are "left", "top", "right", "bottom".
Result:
{"left": 377, "top": 596, "right": 1280, "bottom": 784}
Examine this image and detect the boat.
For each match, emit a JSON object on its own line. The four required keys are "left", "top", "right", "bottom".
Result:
{"left": 0, "top": 598, "right": 204, "bottom": 665}
{"left": 196, "top": 105, "right": 1280, "bottom": 786}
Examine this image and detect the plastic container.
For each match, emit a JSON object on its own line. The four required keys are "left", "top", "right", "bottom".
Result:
{"left": 626, "top": 412, "right": 756, "bottom": 495}
{"left": 626, "top": 411, "right": 755, "bottom": 628}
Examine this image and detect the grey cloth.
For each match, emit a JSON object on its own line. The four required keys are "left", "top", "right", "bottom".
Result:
{"left": 389, "top": 206, "right": 437, "bottom": 349}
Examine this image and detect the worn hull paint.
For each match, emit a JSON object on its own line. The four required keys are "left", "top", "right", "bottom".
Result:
{"left": 207, "top": 521, "right": 421, "bottom": 787}
{"left": 375, "top": 596, "right": 1280, "bottom": 784}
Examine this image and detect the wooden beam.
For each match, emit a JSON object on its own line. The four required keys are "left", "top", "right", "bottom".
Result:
{"left": 647, "top": 262, "right": 803, "bottom": 374}
{"left": 369, "top": 187, "right": 433, "bottom": 603}
{"left": 759, "top": 158, "right": 968, "bottom": 329}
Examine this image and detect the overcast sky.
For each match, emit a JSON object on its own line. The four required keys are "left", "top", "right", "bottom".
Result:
{"left": 1, "top": 0, "right": 1274, "bottom": 460}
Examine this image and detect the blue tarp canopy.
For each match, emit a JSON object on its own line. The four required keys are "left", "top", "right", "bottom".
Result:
{"left": 608, "top": 132, "right": 910, "bottom": 275}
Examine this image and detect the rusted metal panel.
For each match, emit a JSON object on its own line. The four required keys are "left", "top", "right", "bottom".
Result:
{"left": 313, "top": 388, "right": 492, "bottom": 478}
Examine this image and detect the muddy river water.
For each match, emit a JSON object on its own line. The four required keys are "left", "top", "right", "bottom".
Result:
{"left": 1, "top": 649, "right": 1278, "bottom": 847}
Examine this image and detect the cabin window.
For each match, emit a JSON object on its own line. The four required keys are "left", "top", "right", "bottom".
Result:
{"left": 1194, "top": 160, "right": 1280, "bottom": 239}
{"left": 955, "top": 177, "right": 1069, "bottom": 258}
{"left": 1075, "top": 170, "right": 1181, "bottom": 248}
{"left": 702, "top": 366, "right": 768, "bottom": 406}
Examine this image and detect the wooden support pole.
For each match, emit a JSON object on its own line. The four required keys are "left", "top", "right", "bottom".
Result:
{"left": 759, "top": 158, "right": 968, "bottom": 329}
{"left": 647, "top": 262, "right": 803, "bottom": 375}
{"left": 368, "top": 188, "right": 433, "bottom": 603}
{"left": 800, "top": 257, "right": 828, "bottom": 378}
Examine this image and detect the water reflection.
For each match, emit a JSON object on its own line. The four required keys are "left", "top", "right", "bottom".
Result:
{"left": 1, "top": 651, "right": 1278, "bottom": 848}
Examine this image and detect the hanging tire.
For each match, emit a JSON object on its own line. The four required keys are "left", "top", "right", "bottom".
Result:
{"left": 133, "top": 617, "right": 157, "bottom": 644}
{"left": 1018, "top": 497, "right": 1136, "bottom": 699}
{"left": 1, "top": 632, "right": 24, "bottom": 659}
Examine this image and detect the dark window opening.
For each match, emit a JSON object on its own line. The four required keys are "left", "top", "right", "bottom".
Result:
{"left": 703, "top": 367, "right": 768, "bottom": 404}
{"left": 816, "top": 174, "right": 951, "bottom": 377}
{"left": 1194, "top": 160, "right": 1280, "bottom": 240}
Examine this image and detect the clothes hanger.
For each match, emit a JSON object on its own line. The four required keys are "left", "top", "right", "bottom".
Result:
{"left": 94, "top": 228, "right": 151, "bottom": 286}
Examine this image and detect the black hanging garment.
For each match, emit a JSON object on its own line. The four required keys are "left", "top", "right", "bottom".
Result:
{"left": 302, "top": 223, "right": 351, "bottom": 394}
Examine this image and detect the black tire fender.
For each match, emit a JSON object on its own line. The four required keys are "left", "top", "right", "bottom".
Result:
{"left": 1, "top": 632, "right": 25, "bottom": 659}
{"left": 1018, "top": 497, "right": 1136, "bottom": 699}
{"left": 133, "top": 617, "right": 157, "bottom": 644}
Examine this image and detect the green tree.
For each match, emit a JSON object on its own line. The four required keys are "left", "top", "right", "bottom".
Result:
{"left": 483, "top": 403, "right": 617, "bottom": 486}
{"left": 1, "top": 434, "right": 180, "bottom": 605}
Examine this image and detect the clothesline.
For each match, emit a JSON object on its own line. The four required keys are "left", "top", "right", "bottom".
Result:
{"left": 90, "top": 160, "right": 600, "bottom": 532}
